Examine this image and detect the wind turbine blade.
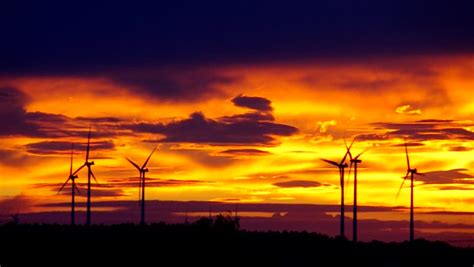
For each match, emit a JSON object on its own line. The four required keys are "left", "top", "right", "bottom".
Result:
{"left": 72, "top": 164, "right": 86, "bottom": 176}
{"left": 349, "top": 137, "right": 356, "bottom": 150}
{"left": 341, "top": 151, "right": 349, "bottom": 165}
{"left": 344, "top": 139, "right": 353, "bottom": 161}
{"left": 126, "top": 157, "right": 141, "bottom": 171}
{"left": 58, "top": 178, "right": 71, "bottom": 193}
{"left": 142, "top": 147, "right": 157, "bottom": 169}
{"left": 321, "top": 158, "right": 339, "bottom": 167}
{"left": 405, "top": 141, "right": 410, "bottom": 170}
{"left": 346, "top": 161, "right": 353, "bottom": 189}
{"left": 340, "top": 138, "right": 355, "bottom": 164}
{"left": 396, "top": 172, "right": 410, "bottom": 199}
{"left": 74, "top": 183, "right": 81, "bottom": 194}
{"left": 355, "top": 147, "right": 370, "bottom": 159}
{"left": 90, "top": 170, "right": 99, "bottom": 184}
{"left": 85, "top": 126, "right": 92, "bottom": 162}
{"left": 69, "top": 144, "right": 74, "bottom": 175}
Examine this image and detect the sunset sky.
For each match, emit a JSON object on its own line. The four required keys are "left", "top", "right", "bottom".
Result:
{"left": 1, "top": 1, "right": 473, "bottom": 241}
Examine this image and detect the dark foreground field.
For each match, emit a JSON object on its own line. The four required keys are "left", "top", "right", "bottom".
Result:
{"left": 1, "top": 216, "right": 472, "bottom": 267}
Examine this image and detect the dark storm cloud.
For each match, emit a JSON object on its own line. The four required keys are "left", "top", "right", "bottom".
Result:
{"left": 25, "top": 112, "right": 69, "bottom": 124}
{"left": 36, "top": 178, "right": 205, "bottom": 197}
{"left": 75, "top": 116, "right": 123, "bottom": 123}
{"left": 391, "top": 142, "right": 425, "bottom": 147}
{"left": 358, "top": 120, "right": 474, "bottom": 142}
{"left": 59, "top": 186, "right": 126, "bottom": 198}
{"left": 35, "top": 182, "right": 126, "bottom": 197}
{"left": 273, "top": 180, "right": 330, "bottom": 188}
{"left": 231, "top": 95, "right": 273, "bottom": 112}
{"left": 129, "top": 111, "right": 298, "bottom": 145}
{"left": 353, "top": 133, "right": 390, "bottom": 142}
{"left": 127, "top": 93, "right": 296, "bottom": 145}
{"left": 220, "top": 149, "right": 271, "bottom": 156}
{"left": 0, "top": 87, "right": 39, "bottom": 136}
{"left": 219, "top": 112, "right": 275, "bottom": 123}
{"left": 25, "top": 140, "right": 115, "bottom": 155}
{"left": 0, "top": 87, "right": 127, "bottom": 139}
{"left": 446, "top": 146, "right": 473, "bottom": 152}
{"left": 437, "top": 186, "right": 473, "bottom": 191}
{"left": 0, "top": 87, "right": 63, "bottom": 137}
{"left": 75, "top": 187, "right": 126, "bottom": 198}
{"left": 112, "top": 70, "right": 240, "bottom": 101}
{"left": 3, "top": 1, "right": 474, "bottom": 75}
{"left": 417, "top": 169, "right": 474, "bottom": 185}
{"left": 0, "top": 88, "right": 75, "bottom": 138}
{"left": 1, "top": 86, "right": 296, "bottom": 146}
{"left": 104, "top": 177, "right": 205, "bottom": 188}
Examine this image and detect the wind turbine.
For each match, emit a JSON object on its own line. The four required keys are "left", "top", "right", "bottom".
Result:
{"left": 397, "top": 141, "right": 423, "bottom": 242}
{"left": 321, "top": 139, "right": 353, "bottom": 239}
{"left": 72, "top": 127, "right": 98, "bottom": 225}
{"left": 58, "top": 144, "right": 80, "bottom": 226}
{"left": 126, "top": 147, "right": 157, "bottom": 225}
{"left": 345, "top": 139, "right": 369, "bottom": 242}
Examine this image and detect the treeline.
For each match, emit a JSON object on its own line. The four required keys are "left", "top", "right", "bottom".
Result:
{"left": 0, "top": 215, "right": 472, "bottom": 267}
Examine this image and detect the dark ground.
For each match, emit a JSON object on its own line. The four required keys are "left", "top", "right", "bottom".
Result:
{"left": 0, "top": 216, "right": 472, "bottom": 267}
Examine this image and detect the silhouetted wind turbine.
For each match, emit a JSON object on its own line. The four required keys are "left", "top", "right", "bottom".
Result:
{"left": 397, "top": 141, "right": 423, "bottom": 242}
{"left": 126, "top": 146, "right": 157, "bottom": 225}
{"left": 58, "top": 144, "right": 80, "bottom": 226}
{"left": 345, "top": 139, "right": 369, "bottom": 242}
{"left": 321, "top": 139, "right": 353, "bottom": 239}
{"left": 72, "top": 127, "right": 98, "bottom": 225}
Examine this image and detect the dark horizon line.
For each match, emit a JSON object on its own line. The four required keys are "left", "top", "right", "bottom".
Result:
{"left": 10, "top": 199, "right": 473, "bottom": 214}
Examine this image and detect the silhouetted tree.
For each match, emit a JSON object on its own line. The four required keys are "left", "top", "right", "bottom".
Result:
{"left": 195, "top": 217, "right": 213, "bottom": 229}
{"left": 8, "top": 213, "right": 20, "bottom": 225}
{"left": 214, "top": 213, "right": 239, "bottom": 232}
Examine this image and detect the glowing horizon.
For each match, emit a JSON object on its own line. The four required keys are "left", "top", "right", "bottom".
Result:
{"left": 1, "top": 55, "right": 473, "bottom": 219}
